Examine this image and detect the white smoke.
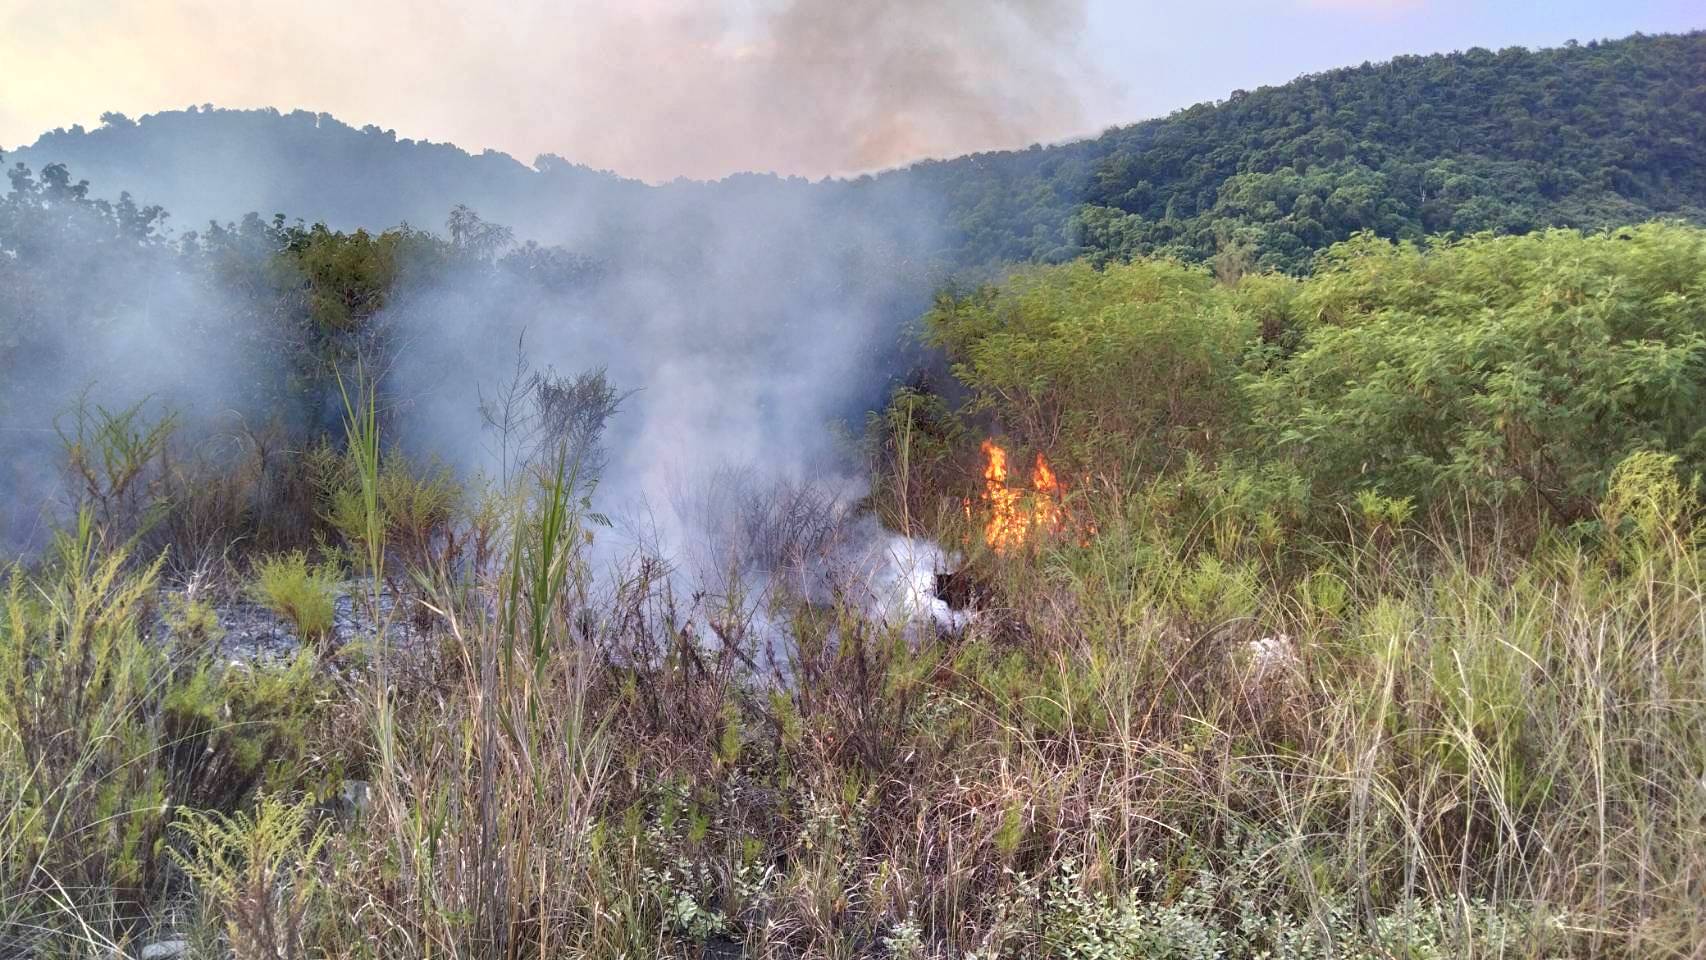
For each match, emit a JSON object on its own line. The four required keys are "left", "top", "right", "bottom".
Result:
{"left": 840, "top": 523, "right": 968, "bottom": 632}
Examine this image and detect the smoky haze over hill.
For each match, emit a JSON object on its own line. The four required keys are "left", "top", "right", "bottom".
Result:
{"left": 1, "top": 0, "right": 1119, "bottom": 567}
{"left": 0, "top": 134, "right": 950, "bottom": 570}
{"left": 8, "top": 31, "right": 1704, "bottom": 270}
{"left": 0, "top": 0, "right": 1112, "bottom": 184}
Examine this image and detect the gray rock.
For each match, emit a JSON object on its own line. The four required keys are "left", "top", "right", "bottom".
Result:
{"left": 1244, "top": 634, "right": 1298, "bottom": 677}
{"left": 338, "top": 778, "right": 371, "bottom": 817}
{"left": 140, "top": 940, "right": 188, "bottom": 960}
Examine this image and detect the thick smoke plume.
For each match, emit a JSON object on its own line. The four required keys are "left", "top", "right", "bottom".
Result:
{"left": 2, "top": 0, "right": 1108, "bottom": 182}
{"left": 382, "top": 179, "right": 950, "bottom": 612}
{"left": 0, "top": 169, "right": 956, "bottom": 626}
{"left": 591, "top": 0, "right": 1107, "bottom": 179}
{"left": 0, "top": 1, "right": 1103, "bottom": 622}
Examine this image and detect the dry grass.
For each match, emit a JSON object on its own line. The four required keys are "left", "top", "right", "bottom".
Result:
{"left": 6, "top": 445, "right": 1706, "bottom": 959}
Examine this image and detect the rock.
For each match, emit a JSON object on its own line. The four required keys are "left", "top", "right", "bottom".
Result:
{"left": 157, "top": 581, "right": 428, "bottom": 667}
{"left": 140, "top": 940, "right": 188, "bottom": 960}
{"left": 338, "top": 779, "right": 371, "bottom": 817}
{"left": 1243, "top": 634, "right": 1299, "bottom": 680}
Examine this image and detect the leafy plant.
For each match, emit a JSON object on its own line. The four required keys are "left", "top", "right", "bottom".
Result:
{"left": 248, "top": 551, "right": 340, "bottom": 645}
{"left": 56, "top": 394, "right": 179, "bottom": 542}
{"left": 0, "top": 515, "right": 170, "bottom": 947}
{"left": 171, "top": 795, "right": 332, "bottom": 960}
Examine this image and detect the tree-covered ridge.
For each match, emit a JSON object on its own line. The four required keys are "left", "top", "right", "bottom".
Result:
{"left": 9, "top": 31, "right": 1704, "bottom": 273}
{"left": 9, "top": 106, "right": 650, "bottom": 243}
{"left": 931, "top": 30, "right": 1706, "bottom": 270}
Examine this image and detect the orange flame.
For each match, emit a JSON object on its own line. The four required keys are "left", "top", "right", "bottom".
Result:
{"left": 974, "top": 440, "right": 1072, "bottom": 554}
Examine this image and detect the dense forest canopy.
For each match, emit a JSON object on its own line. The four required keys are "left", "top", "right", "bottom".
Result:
{"left": 9, "top": 31, "right": 1704, "bottom": 273}
{"left": 917, "top": 30, "right": 1706, "bottom": 269}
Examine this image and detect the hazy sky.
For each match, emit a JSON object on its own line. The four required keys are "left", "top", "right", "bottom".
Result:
{"left": 2, "top": 0, "right": 1700, "bottom": 182}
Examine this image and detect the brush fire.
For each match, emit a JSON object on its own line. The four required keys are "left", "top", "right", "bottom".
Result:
{"left": 965, "top": 439, "right": 1079, "bottom": 554}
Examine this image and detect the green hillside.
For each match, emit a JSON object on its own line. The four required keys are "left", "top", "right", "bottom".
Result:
{"left": 920, "top": 31, "right": 1706, "bottom": 269}
{"left": 9, "top": 32, "right": 1705, "bottom": 273}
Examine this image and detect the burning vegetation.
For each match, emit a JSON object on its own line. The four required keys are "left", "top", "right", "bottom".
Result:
{"left": 968, "top": 438, "right": 1079, "bottom": 554}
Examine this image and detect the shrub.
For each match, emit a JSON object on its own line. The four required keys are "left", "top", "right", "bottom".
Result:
{"left": 56, "top": 394, "right": 178, "bottom": 543}
{"left": 902, "top": 224, "right": 1706, "bottom": 531}
{"left": 920, "top": 258, "right": 1251, "bottom": 477}
{"left": 248, "top": 552, "right": 340, "bottom": 645}
{"left": 0, "top": 518, "right": 332, "bottom": 954}
{"left": 375, "top": 453, "right": 460, "bottom": 576}
{"left": 1, "top": 517, "right": 172, "bottom": 946}
{"left": 162, "top": 653, "right": 333, "bottom": 812}
{"left": 1245, "top": 224, "right": 1706, "bottom": 521}
{"left": 171, "top": 796, "right": 331, "bottom": 960}
{"left": 322, "top": 442, "right": 480, "bottom": 596}
{"left": 154, "top": 420, "right": 332, "bottom": 574}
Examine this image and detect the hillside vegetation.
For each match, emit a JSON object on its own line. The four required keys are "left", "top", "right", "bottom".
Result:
{"left": 5, "top": 223, "right": 1706, "bottom": 958}
{"left": 6, "top": 27, "right": 1706, "bottom": 960}
{"left": 924, "top": 30, "right": 1706, "bottom": 268}
{"left": 897, "top": 223, "right": 1706, "bottom": 524}
{"left": 10, "top": 32, "right": 1705, "bottom": 271}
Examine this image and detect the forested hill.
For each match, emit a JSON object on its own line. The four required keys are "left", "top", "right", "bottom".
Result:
{"left": 8, "top": 30, "right": 1704, "bottom": 272}
{"left": 920, "top": 30, "right": 1706, "bottom": 269}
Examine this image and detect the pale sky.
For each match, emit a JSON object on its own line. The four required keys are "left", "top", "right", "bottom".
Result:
{"left": 1, "top": 0, "right": 1700, "bottom": 182}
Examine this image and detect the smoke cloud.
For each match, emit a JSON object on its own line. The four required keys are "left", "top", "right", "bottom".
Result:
{"left": 382, "top": 175, "right": 948, "bottom": 586}
{"left": 0, "top": 167, "right": 952, "bottom": 620}
{"left": 1, "top": 0, "right": 1102, "bottom": 627}
{"left": 2, "top": 0, "right": 1108, "bottom": 182}
{"left": 0, "top": 182, "right": 286, "bottom": 555}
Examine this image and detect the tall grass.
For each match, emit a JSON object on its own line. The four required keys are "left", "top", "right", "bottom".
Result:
{"left": 6, "top": 435, "right": 1705, "bottom": 956}
{"left": 0, "top": 514, "right": 327, "bottom": 957}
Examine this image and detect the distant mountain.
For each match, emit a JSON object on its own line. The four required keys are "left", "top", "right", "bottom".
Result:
{"left": 7, "top": 107, "right": 657, "bottom": 247}
{"left": 8, "top": 30, "right": 1705, "bottom": 272}
{"left": 910, "top": 29, "right": 1706, "bottom": 269}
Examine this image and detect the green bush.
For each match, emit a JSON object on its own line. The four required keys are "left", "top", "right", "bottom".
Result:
{"left": 0, "top": 518, "right": 334, "bottom": 953}
{"left": 922, "top": 258, "right": 1252, "bottom": 477}
{"left": 248, "top": 551, "right": 340, "bottom": 644}
{"left": 171, "top": 795, "right": 332, "bottom": 960}
{"left": 1, "top": 518, "right": 172, "bottom": 943}
{"left": 163, "top": 653, "right": 333, "bottom": 812}
{"left": 321, "top": 445, "right": 468, "bottom": 588}
{"left": 1246, "top": 224, "right": 1706, "bottom": 520}
{"left": 902, "top": 223, "right": 1706, "bottom": 530}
